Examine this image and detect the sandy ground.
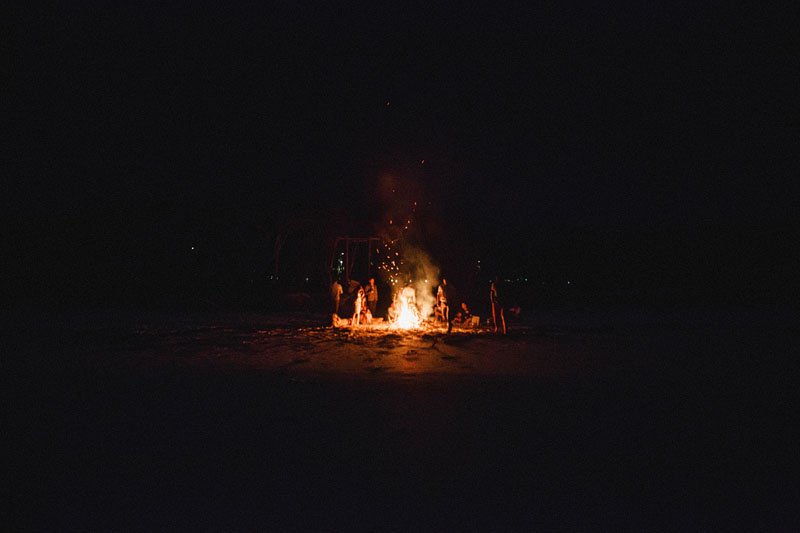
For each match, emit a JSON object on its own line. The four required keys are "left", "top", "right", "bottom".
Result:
{"left": 7, "top": 307, "right": 798, "bottom": 530}
{"left": 104, "top": 318, "right": 603, "bottom": 379}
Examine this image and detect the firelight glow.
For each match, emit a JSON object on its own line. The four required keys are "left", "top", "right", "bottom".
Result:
{"left": 395, "top": 294, "right": 421, "bottom": 329}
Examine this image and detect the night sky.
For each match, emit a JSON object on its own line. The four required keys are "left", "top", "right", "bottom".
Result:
{"left": 3, "top": 2, "right": 798, "bottom": 305}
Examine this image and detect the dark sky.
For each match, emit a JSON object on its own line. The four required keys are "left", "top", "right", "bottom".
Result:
{"left": 3, "top": 2, "right": 798, "bottom": 240}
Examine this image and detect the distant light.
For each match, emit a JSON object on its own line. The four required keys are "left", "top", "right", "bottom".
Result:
{"left": 191, "top": 246, "right": 195, "bottom": 250}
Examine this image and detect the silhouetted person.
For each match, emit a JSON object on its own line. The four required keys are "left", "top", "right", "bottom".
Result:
{"left": 365, "top": 278, "right": 378, "bottom": 316}
{"left": 437, "top": 277, "right": 450, "bottom": 328}
{"left": 330, "top": 279, "right": 343, "bottom": 315}
{"left": 401, "top": 282, "right": 416, "bottom": 307}
{"left": 490, "top": 276, "right": 506, "bottom": 334}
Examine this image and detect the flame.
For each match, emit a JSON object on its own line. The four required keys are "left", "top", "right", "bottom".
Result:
{"left": 395, "top": 293, "right": 421, "bottom": 330}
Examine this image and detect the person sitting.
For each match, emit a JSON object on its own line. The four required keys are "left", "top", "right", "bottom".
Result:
{"left": 451, "top": 302, "right": 472, "bottom": 327}
{"left": 459, "top": 302, "right": 472, "bottom": 322}
{"left": 361, "top": 307, "right": 373, "bottom": 325}
{"left": 332, "top": 313, "right": 351, "bottom": 327}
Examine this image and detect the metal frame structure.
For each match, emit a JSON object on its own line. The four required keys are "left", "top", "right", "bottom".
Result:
{"left": 329, "top": 236, "right": 382, "bottom": 283}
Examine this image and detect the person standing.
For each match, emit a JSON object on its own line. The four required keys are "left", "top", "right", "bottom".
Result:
{"left": 437, "top": 278, "right": 450, "bottom": 325}
{"left": 401, "top": 282, "right": 416, "bottom": 307}
{"left": 365, "top": 278, "right": 378, "bottom": 316}
{"left": 489, "top": 276, "right": 506, "bottom": 334}
{"left": 330, "top": 278, "right": 343, "bottom": 315}
{"left": 352, "top": 286, "right": 365, "bottom": 328}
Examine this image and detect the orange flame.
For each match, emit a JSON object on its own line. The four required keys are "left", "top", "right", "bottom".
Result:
{"left": 395, "top": 292, "right": 420, "bottom": 330}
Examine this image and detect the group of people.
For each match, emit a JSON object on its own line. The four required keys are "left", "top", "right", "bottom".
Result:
{"left": 330, "top": 275, "right": 508, "bottom": 334}
{"left": 435, "top": 276, "right": 506, "bottom": 334}
{"left": 330, "top": 277, "right": 378, "bottom": 327}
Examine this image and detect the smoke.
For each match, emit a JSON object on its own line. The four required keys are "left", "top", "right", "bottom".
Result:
{"left": 372, "top": 169, "right": 445, "bottom": 320}
{"left": 398, "top": 244, "right": 440, "bottom": 320}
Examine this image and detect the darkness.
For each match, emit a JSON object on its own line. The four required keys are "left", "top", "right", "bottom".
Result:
{"left": 3, "top": 2, "right": 798, "bottom": 309}
{"left": 5, "top": 3, "right": 799, "bottom": 530}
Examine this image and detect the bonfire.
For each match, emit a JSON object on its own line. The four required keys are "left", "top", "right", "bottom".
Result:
{"left": 394, "top": 290, "right": 422, "bottom": 330}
